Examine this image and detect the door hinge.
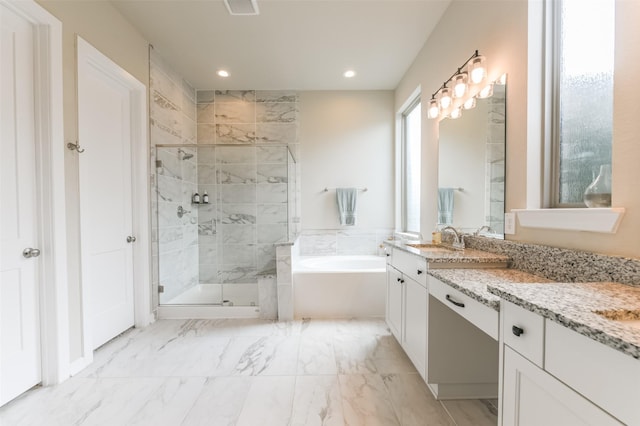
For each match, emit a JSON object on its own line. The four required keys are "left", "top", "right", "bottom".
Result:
{"left": 158, "top": 285, "right": 164, "bottom": 293}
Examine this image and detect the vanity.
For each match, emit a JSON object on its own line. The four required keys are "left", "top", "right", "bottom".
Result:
{"left": 384, "top": 239, "right": 640, "bottom": 425}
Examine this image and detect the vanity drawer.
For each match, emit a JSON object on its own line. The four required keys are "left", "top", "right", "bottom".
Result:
{"left": 429, "top": 277, "right": 498, "bottom": 340}
{"left": 502, "top": 300, "right": 544, "bottom": 367}
{"left": 392, "top": 249, "right": 427, "bottom": 287}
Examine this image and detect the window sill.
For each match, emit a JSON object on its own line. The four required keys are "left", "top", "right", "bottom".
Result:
{"left": 512, "top": 207, "right": 625, "bottom": 233}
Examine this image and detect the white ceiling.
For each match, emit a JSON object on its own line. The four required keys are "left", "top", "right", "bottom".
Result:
{"left": 111, "top": 0, "right": 451, "bottom": 91}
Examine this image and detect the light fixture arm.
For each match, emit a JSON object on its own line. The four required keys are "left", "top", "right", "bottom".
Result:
{"left": 428, "top": 50, "right": 480, "bottom": 101}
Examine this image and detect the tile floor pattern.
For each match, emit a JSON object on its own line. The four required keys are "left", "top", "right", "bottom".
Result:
{"left": 0, "top": 319, "right": 498, "bottom": 426}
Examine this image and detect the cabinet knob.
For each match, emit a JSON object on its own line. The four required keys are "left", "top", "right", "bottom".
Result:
{"left": 417, "top": 269, "right": 423, "bottom": 275}
{"left": 512, "top": 325, "right": 524, "bottom": 337}
{"left": 397, "top": 277, "right": 401, "bottom": 282}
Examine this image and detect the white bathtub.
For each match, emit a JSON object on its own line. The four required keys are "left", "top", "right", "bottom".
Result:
{"left": 293, "top": 255, "right": 386, "bottom": 319}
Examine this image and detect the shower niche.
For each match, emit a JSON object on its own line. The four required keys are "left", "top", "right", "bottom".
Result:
{"left": 154, "top": 144, "right": 298, "bottom": 307}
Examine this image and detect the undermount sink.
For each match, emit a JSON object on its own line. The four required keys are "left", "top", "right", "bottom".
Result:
{"left": 594, "top": 309, "right": 640, "bottom": 330}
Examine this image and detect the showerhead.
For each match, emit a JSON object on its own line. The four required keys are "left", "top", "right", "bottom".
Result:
{"left": 178, "top": 148, "right": 194, "bottom": 160}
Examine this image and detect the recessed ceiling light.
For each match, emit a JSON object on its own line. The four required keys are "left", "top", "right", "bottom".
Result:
{"left": 343, "top": 70, "right": 356, "bottom": 78}
{"left": 217, "top": 70, "right": 230, "bottom": 78}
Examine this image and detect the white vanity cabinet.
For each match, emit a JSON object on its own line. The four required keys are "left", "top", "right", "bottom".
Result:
{"left": 386, "top": 249, "right": 428, "bottom": 379}
{"left": 500, "top": 300, "right": 627, "bottom": 426}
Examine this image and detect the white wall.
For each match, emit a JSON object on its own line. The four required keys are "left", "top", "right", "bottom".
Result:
{"left": 299, "top": 91, "right": 395, "bottom": 230}
{"left": 395, "top": 0, "right": 640, "bottom": 258}
{"left": 37, "top": 0, "right": 149, "bottom": 364}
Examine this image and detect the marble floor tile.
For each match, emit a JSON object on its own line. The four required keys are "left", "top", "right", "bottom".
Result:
{"left": 290, "top": 375, "right": 345, "bottom": 426}
{"left": 297, "top": 335, "right": 337, "bottom": 375}
{"left": 382, "top": 373, "right": 456, "bottom": 426}
{"left": 441, "top": 398, "right": 499, "bottom": 426}
{"left": 180, "top": 377, "right": 251, "bottom": 426}
{"left": 235, "top": 376, "right": 295, "bottom": 426}
{"left": 339, "top": 373, "right": 401, "bottom": 426}
{"left": 0, "top": 318, "right": 497, "bottom": 426}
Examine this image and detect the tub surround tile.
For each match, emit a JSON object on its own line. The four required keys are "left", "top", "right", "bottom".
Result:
{"left": 257, "top": 223, "right": 288, "bottom": 244}
{"left": 258, "top": 276, "right": 278, "bottom": 320}
{"left": 488, "top": 281, "right": 640, "bottom": 360}
{"left": 217, "top": 164, "right": 256, "bottom": 184}
{"left": 196, "top": 103, "right": 215, "bottom": 124}
{"left": 257, "top": 204, "right": 287, "bottom": 224}
{"left": 257, "top": 164, "right": 288, "bottom": 184}
{"left": 219, "top": 265, "right": 257, "bottom": 284}
{"left": 216, "top": 146, "right": 256, "bottom": 164}
{"left": 277, "top": 284, "right": 293, "bottom": 321}
{"left": 256, "top": 145, "right": 288, "bottom": 164}
{"left": 196, "top": 90, "right": 215, "bottom": 103}
{"left": 215, "top": 102, "right": 255, "bottom": 124}
{"left": 196, "top": 123, "right": 216, "bottom": 143}
{"left": 256, "top": 183, "right": 287, "bottom": 203}
{"left": 219, "top": 184, "right": 257, "bottom": 204}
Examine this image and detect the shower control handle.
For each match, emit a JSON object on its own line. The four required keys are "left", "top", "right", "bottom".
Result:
{"left": 177, "top": 205, "right": 191, "bottom": 218}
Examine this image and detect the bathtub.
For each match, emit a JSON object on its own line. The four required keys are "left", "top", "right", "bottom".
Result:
{"left": 293, "top": 255, "right": 386, "bottom": 319}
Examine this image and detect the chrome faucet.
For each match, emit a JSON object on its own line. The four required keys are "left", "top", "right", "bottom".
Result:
{"left": 441, "top": 226, "right": 465, "bottom": 249}
{"left": 474, "top": 225, "right": 494, "bottom": 236}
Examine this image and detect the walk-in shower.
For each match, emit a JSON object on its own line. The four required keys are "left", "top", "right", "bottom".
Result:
{"left": 154, "top": 144, "right": 298, "bottom": 309}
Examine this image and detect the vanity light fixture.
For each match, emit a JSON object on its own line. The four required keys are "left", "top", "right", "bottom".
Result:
{"left": 478, "top": 82, "right": 494, "bottom": 99}
{"left": 426, "top": 50, "right": 490, "bottom": 120}
{"left": 463, "top": 97, "right": 476, "bottom": 110}
{"left": 427, "top": 96, "right": 440, "bottom": 119}
{"left": 450, "top": 107, "right": 463, "bottom": 119}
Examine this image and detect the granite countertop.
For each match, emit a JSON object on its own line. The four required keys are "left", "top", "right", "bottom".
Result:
{"left": 488, "top": 282, "right": 640, "bottom": 360}
{"left": 427, "top": 268, "right": 553, "bottom": 311}
{"left": 384, "top": 240, "right": 510, "bottom": 265}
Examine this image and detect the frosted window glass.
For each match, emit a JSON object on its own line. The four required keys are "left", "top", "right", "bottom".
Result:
{"left": 404, "top": 102, "right": 421, "bottom": 232}
{"left": 557, "top": 0, "right": 614, "bottom": 205}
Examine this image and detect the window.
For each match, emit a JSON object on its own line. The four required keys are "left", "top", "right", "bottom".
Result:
{"left": 551, "top": 0, "right": 615, "bottom": 206}
{"left": 401, "top": 98, "right": 421, "bottom": 233}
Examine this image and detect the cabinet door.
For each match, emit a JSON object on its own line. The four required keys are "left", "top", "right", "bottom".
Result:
{"left": 502, "top": 347, "right": 621, "bottom": 426}
{"left": 403, "top": 277, "right": 427, "bottom": 378}
{"left": 386, "top": 266, "right": 403, "bottom": 341}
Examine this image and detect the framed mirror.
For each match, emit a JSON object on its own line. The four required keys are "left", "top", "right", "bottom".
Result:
{"left": 438, "top": 75, "right": 506, "bottom": 237}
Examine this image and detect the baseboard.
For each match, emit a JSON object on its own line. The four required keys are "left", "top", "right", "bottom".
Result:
{"left": 427, "top": 382, "right": 498, "bottom": 400}
{"left": 157, "top": 305, "right": 261, "bottom": 319}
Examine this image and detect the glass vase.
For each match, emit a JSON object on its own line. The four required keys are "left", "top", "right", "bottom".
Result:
{"left": 583, "top": 164, "right": 612, "bottom": 208}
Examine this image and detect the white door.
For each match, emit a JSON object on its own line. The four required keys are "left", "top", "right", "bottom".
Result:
{"left": 77, "top": 38, "right": 135, "bottom": 350}
{"left": 0, "top": 5, "right": 41, "bottom": 406}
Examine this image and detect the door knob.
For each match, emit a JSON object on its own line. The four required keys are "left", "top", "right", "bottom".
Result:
{"left": 126, "top": 236, "right": 136, "bottom": 243}
{"left": 23, "top": 248, "right": 41, "bottom": 258}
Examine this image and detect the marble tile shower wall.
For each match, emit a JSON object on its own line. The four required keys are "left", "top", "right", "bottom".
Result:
{"left": 149, "top": 49, "right": 198, "bottom": 305}
{"left": 485, "top": 84, "right": 505, "bottom": 235}
{"left": 299, "top": 229, "right": 395, "bottom": 257}
{"left": 196, "top": 90, "right": 300, "bottom": 296}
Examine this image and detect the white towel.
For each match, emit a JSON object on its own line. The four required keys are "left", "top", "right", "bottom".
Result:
{"left": 336, "top": 188, "right": 358, "bottom": 226}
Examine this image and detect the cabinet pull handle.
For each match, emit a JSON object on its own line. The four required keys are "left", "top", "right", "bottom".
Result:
{"left": 400, "top": 279, "right": 405, "bottom": 284}
{"left": 386, "top": 253, "right": 390, "bottom": 257}
{"left": 512, "top": 326, "right": 524, "bottom": 337}
{"left": 417, "top": 270, "right": 423, "bottom": 275}
{"left": 397, "top": 277, "right": 401, "bottom": 282}
{"left": 445, "top": 294, "right": 465, "bottom": 308}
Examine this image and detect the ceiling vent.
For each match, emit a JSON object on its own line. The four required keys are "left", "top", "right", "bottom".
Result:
{"left": 224, "top": 0, "right": 259, "bottom": 16}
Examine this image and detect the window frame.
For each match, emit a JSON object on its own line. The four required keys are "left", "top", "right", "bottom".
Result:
{"left": 548, "top": 0, "right": 615, "bottom": 208}
{"left": 400, "top": 95, "right": 422, "bottom": 234}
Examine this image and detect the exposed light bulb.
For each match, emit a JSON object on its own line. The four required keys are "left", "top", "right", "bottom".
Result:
{"left": 453, "top": 73, "right": 468, "bottom": 98}
{"left": 463, "top": 97, "right": 476, "bottom": 110}
{"left": 217, "top": 70, "right": 230, "bottom": 78}
{"left": 439, "top": 87, "right": 452, "bottom": 109}
{"left": 343, "top": 70, "right": 356, "bottom": 78}
{"left": 427, "top": 99, "right": 439, "bottom": 119}
{"left": 468, "top": 55, "right": 487, "bottom": 84}
{"left": 450, "top": 107, "right": 462, "bottom": 119}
